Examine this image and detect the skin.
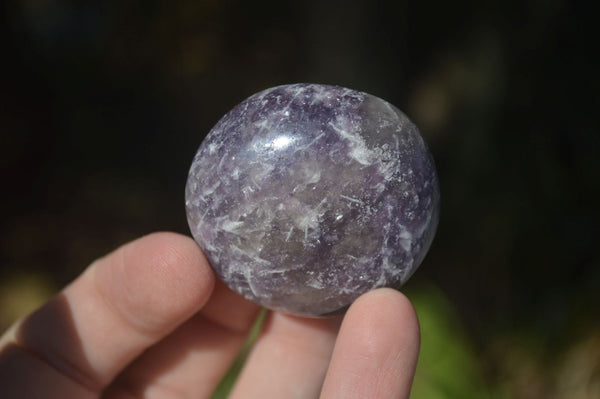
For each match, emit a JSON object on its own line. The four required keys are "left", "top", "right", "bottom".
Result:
{"left": 0, "top": 232, "right": 420, "bottom": 398}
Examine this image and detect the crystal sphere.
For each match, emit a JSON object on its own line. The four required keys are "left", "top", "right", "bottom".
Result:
{"left": 185, "top": 83, "right": 439, "bottom": 316}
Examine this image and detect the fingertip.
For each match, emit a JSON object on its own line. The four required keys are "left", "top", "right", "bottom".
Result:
{"left": 320, "top": 288, "right": 420, "bottom": 399}
{"left": 349, "top": 288, "right": 420, "bottom": 341}
{"left": 94, "top": 232, "right": 216, "bottom": 334}
{"left": 2, "top": 232, "right": 219, "bottom": 392}
{"left": 345, "top": 288, "right": 420, "bottom": 361}
{"left": 124, "top": 231, "right": 216, "bottom": 294}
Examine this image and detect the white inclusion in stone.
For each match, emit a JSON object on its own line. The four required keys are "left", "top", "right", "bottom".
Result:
{"left": 281, "top": 86, "right": 303, "bottom": 113}
{"left": 217, "top": 153, "right": 228, "bottom": 174}
{"left": 415, "top": 209, "right": 433, "bottom": 239}
{"left": 309, "top": 84, "right": 331, "bottom": 105}
{"left": 306, "top": 278, "right": 324, "bottom": 289}
{"left": 203, "top": 180, "right": 221, "bottom": 196}
{"left": 341, "top": 88, "right": 366, "bottom": 103}
{"left": 372, "top": 269, "right": 388, "bottom": 289}
{"left": 393, "top": 133, "right": 400, "bottom": 150}
{"left": 269, "top": 135, "right": 293, "bottom": 149}
{"left": 296, "top": 132, "right": 325, "bottom": 153}
{"left": 229, "top": 244, "right": 247, "bottom": 259}
{"left": 340, "top": 194, "right": 363, "bottom": 204}
{"left": 373, "top": 182, "right": 386, "bottom": 193}
{"left": 208, "top": 142, "right": 218, "bottom": 155}
{"left": 295, "top": 199, "right": 327, "bottom": 243}
{"left": 285, "top": 226, "right": 294, "bottom": 241}
{"left": 254, "top": 118, "right": 270, "bottom": 132}
{"left": 328, "top": 118, "right": 375, "bottom": 166}
{"left": 251, "top": 163, "right": 275, "bottom": 184}
{"left": 250, "top": 176, "right": 262, "bottom": 190}
{"left": 245, "top": 268, "right": 260, "bottom": 297}
{"left": 302, "top": 165, "right": 321, "bottom": 185}
{"left": 220, "top": 219, "right": 244, "bottom": 234}
{"left": 315, "top": 197, "right": 328, "bottom": 211}
{"left": 230, "top": 244, "right": 270, "bottom": 269}
{"left": 398, "top": 227, "right": 413, "bottom": 252}
{"left": 242, "top": 185, "right": 255, "bottom": 199}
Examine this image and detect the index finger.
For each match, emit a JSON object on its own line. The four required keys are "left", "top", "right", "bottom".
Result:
{"left": 0, "top": 232, "right": 216, "bottom": 395}
{"left": 320, "top": 288, "right": 420, "bottom": 399}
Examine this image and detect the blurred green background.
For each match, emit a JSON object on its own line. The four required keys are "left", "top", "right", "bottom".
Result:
{"left": 1, "top": 0, "right": 598, "bottom": 397}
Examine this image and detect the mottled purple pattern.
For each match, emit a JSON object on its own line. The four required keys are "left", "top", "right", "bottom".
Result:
{"left": 185, "top": 84, "right": 439, "bottom": 316}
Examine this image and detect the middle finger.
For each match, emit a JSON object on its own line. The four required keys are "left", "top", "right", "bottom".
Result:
{"left": 229, "top": 312, "right": 342, "bottom": 399}
{"left": 103, "top": 281, "right": 260, "bottom": 398}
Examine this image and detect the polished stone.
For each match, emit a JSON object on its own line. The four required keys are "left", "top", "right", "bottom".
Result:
{"left": 186, "top": 83, "right": 439, "bottom": 316}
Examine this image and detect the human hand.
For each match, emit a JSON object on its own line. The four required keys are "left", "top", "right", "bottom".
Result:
{"left": 0, "top": 232, "right": 420, "bottom": 398}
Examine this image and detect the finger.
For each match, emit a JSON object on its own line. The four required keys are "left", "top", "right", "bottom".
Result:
{"left": 1, "top": 232, "right": 215, "bottom": 395}
{"left": 0, "top": 344, "right": 96, "bottom": 399}
{"left": 229, "top": 312, "right": 342, "bottom": 399}
{"left": 103, "top": 280, "right": 260, "bottom": 398}
{"left": 319, "top": 288, "right": 420, "bottom": 399}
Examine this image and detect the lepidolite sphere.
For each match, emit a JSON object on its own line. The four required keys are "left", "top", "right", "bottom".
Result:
{"left": 185, "top": 83, "right": 439, "bottom": 316}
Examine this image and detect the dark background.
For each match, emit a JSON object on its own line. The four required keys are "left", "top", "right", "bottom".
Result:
{"left": 2, "top": 1, "right": 599, "bottom": 397}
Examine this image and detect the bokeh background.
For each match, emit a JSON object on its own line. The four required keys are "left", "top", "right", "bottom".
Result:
{"left": 2, "top": 0, "right": 599, "bottom": 398}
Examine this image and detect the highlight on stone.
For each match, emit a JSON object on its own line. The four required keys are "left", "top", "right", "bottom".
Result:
{"left": 185, "top": 83, "right": 439, "bottom": 316}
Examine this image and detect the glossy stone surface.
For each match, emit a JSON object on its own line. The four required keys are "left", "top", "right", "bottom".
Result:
{"left": 185, "top": 83, "right": 439, "bottom": 316}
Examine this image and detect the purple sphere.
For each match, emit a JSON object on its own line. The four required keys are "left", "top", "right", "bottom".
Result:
{"left": 185, "top": 84, "right": 439, "bottom": 316}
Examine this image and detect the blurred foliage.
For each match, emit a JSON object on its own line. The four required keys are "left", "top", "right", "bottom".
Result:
{"left": 1, "top": 0, "right": 599, "bottom": 397}
{"left": 211, "top": 309, "right": 267, "bottom": 399}
{"left": 0, "top": 273, "right": 55, "bottom": 329}
{"left": 408, "top": 284, "right": 504, "bottom": 399}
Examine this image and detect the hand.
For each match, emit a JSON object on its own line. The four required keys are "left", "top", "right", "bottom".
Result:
{"left": 0, "top": 232, "right": 420, "bottom": 398}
